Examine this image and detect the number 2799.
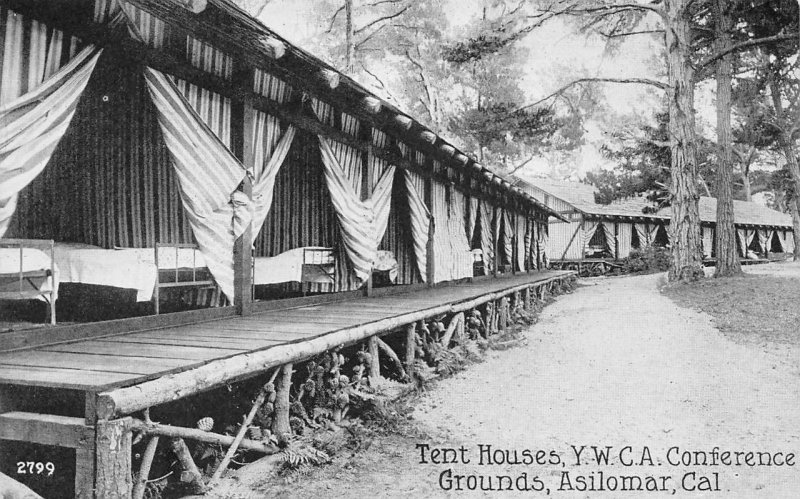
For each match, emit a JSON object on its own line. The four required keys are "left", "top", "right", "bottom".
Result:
{"left": 17, "top": 461, "right": 55, "bottom": 476}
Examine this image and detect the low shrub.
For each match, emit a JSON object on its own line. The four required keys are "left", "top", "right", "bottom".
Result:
{"left": 621, "top": 246, "right": 671, "bottom": 274}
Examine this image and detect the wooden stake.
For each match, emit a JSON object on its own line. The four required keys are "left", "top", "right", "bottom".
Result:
{"left": 132, "top": 436, "right": 159, "bottom": 499}
{"left": 368, "top": 336, "right": 380, "bottom": 379}
{"left": 271, "top": 364, "right": 293, "bottom": 444}
{"left": 169, "top": 437, "right": 206, "bottom": 494}
{"left": 440, "top": 313, "right": 464, "bottom": 348}
{"left": 211, "top": 373, "right": 278, "bottom": 482}
{"left": 404, "top": 323, "right": 416, "bottom": 377}
{"left": 375, "top": 337, "right": 408, "bottom": 381}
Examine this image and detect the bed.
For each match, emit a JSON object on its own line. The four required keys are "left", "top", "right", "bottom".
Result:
{"left": 0, "top": 239, "right": 57, "bottom": 324}
{"left": 253, "top": 247, "right": 335, "bottom": 290}
{"left": 53, "top": 242, "right": 214, "bottom": 313}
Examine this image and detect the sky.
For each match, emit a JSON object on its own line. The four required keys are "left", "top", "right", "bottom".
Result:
{"left": 255, "top": 0, "right": 667, "bottom": 179}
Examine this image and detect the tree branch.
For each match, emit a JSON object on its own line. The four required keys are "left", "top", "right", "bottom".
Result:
{"left": 514, "top": 77, "right": 668, "bottom": 114}
{"left": 697, "top": 32, "right": 800, "bottom": 70}
{"left": 325, "top": 5, "right": 345, "bottom": 34}
{"left": 354, "top": 6, "right": 410, "bottom": 35}
{"left": 599, "top": 29, "right": 664, "bottom": 39}
{"left": 507, "top": 154, "right": 537, "bottom": 174}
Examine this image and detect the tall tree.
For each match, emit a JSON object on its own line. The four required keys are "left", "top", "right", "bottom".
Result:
{"left": 711, "top": 0, "right": 740, "bottom": 277}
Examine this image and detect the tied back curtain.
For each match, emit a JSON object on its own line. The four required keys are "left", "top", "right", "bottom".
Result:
{"left": 249, "top": 110, "right": 296, "bottom": 238}
{"left": 0, "top": 45, "right": 103, "bottom": 237}
{"left": 478, "top": 201, "right": 495, "bottom": 274}
{"left": 600, "top": 221, "right": 616, "bottom": 256}
{"left": 143, "top": 67, "right": 247, "bottom": 302}
{"left": 538, "top": 224, "right": 549, "bottom": 267}
{"left": 583, "top": 220, "right": 599, "bottom": 254}
{"left": 500, "top": 210, "right": 513, "bottom": 268}
{"left": 736, "top": 228, "right": 747, "bottom": 256}
{"left": 514, "top": 214, "right": 526, "bottom": 271}
{"left": 404, "top": 169, "right": 430, "bottom": 282}
{"left": 758, "top": 229, "right": 769, "bottom": 254}
{"left": 312, "top": 101, "right": 395, "bottom": 284}
{"left": 634, "top": 223, "right": 649, "bottom": 248}
{"left": 702, "top": 227, "right": 714, "bottom": 258}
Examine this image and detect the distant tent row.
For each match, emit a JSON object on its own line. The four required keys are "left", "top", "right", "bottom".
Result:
{"left": 511, "top": 178, "right": 795, "bottom": 265}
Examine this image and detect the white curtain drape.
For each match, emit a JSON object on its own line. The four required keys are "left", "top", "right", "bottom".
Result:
{"left": 404, "top": 169, "right": 430, "bottom": 282}
{"left": 736, "top": 228, "right": 747, "bottom": 256}
{"left": 649, "top": 223, "right": 662, "bottom": 245}
{"left": 0, "top": 45, "right": 103, "bottom": 237}
{"left": 515, "top": 213, "right": 526, "bottom": 271}
{"left": 600, "top": 221, "right": 616, "bottom": 256}
{"left": 432, "top": 183, "right": 472, "bottom": 283}
{"left": 466, "top": 196, "right": 478, "bottom": 245}
{"left": 479, "top": 201, "right": 495, "bottom": 274}
{"left": 617, "top": 223, "right": 633, "bottom": 259}
{"left": 784, "top": 230, "right": 795, "bottom": 253}
{"left": 538, "top": 224, "right": 549, "bottom": 267}
{"left": 583, "top": 220, "right": 599, "bottom": 254}
{"left": 757, "top": 229, "right": 768, "bottom": 254}
{"left": 370, "top": 129, "right": 397, "bottom": 249}
{"left": 634, "top": 223, "right": 649, "bottom": 248}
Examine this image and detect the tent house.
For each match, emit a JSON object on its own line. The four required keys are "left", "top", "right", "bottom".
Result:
{"left": 0, "top": 0, "right": 563, "bottom": 326}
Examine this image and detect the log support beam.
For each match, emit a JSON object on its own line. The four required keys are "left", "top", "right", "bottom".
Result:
{"left": 95, "top": 418, "right": 132, "bottom": 499}
{"left": 404, "top": 323, "right": 416, "bottom": 378}
{"left": 271, "top": 363, "right": 293, "bottom": 444}
{"left": 368, "top": 336, "right": 381, "bottom": 379}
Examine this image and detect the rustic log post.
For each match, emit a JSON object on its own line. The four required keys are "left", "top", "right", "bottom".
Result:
{"left": 498, "top": 298, "right": 507, "bottom": 332}
{"left": 95, "top": 418, "right": 133, "bottom": 499}
{"left": 75, "top": 441, "right": 96, "bottom": 499}
{"left": 368, "top": 336, "right": 381, "bottom": 379}
{"left": 169, "top": 437, "right": 206, "bottom": 494}
{"left": 484, "top": 302, "right": 495, "bottom": 336}
{"left": 132, "top": 436, "right": 159, "bottom": 499}
{"left": 440, "top": 313, "right": 464, "bottom": 347}
{"left": 375, "top": 337, "right": 409, "bottom": 381}
{"left": 272, "top": 363, "right": 293, "bottom": 444}
{"left": 211, "top": 374, "right": 277, "bottom": 482}
{"left": 404, "top": 323, "right": 416, "bottom": 378}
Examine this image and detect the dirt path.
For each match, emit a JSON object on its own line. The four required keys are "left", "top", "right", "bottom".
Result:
{"left": 213, "top": 273, "right": 800, "bottom": 498}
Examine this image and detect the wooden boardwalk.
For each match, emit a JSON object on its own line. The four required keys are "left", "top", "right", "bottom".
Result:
{"left": 0, "top": 271, "right": 572, "bottom": 394}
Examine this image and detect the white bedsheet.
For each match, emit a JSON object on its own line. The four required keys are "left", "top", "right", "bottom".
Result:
{"left": 254, "top": 247, "right": 334, "bottom": 285}
{"left": 0, "top": 247, "right": 58, "bottom": 300}
{"left": 54, "top": 243, "right": 157, "bottom": 301}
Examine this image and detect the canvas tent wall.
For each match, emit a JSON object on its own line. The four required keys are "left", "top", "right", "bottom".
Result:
{"left": 1, "top": 0, "right": 559, "bottom": 324}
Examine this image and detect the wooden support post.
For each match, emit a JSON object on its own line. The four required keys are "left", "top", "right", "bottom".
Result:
{"left": 404, "top": 323, "right": 416, "bottom": 378}
{"left": 170, "top": 437, "right": 206, "bottom": 494}
{"left": 424, "top": 157, "right": 435, "bottom": 286}
{"left": 75, "top": 441, "right": 96, "bottom": 499}
{"left": 95, "top": 418, "right": 132, "bottom": 499}
{"left": 234, "top": 86, "right": 256, "bottom": 315}
{"left": 361, "top": 125, "right": 374, "bottom": 297}
{"left": 440, "top": 313, "right": 464, "bottom": 347}
{"left": 368, "top": 336, "right": 381, "bottom": 379}
{"left": 614, "top": 222, "right": 620, "bottom": 261}
{"left": 132, "top": 436, "right": 159, "bottom": 499}
{"left": 376, "top": 337, "right": 408, "bottom": 381}
{"left": 271, "top": 363, "right": 293, "bottom": 443}
{"left": 498, "top": 298, "right": 507, "bottom": 332}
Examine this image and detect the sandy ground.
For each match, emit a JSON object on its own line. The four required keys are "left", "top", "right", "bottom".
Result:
{"left": 211, "top": 272, "right": 800, "bottom": 498}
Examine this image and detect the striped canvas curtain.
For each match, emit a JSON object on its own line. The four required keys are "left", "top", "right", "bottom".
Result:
{"left": 634, "top": 223, "right": 649, "bottom": 247}
{"left": 249, "top": 111, "right": 296, "bottom": 238}
{"left": 466, "top": 196, "right": 478, "bottom": 245}
{"left": 600, "top": 221, "right": 616, "bottom": 256}
{"left": 499, "top": 210, "right": 513, "bottom": 268}
{"left": 143, "top": 67, "right": 247, "bottom": 302}
{"left": 618, "top": 223, "right": 633, "bottom": 259}
{"left": 404, "top": 169, "right": 430, "bottom": 282}
{"left": 538, "top": 224, "right": 549, "bottom": 267}
{"left": 478, "top": 201, "right": 495, "bottom": 274}
{"left": 446, "top": 188, "right": 473, "bottom": 280}
{"left": 736, "top": 228, "right": 747, "bottom": 256}
{"left": 524, "top": 218, "right": 534, "bottom": 270}
{"left": 370, "top": 129, "right": 396, "bottom": 247}
{"left": 1, "top": 8, "right": 81, "bottom": 105}
{"left": 0, "top": 45, "right": 103, "bottom": 237}
{"left": 649, "top": 224, "right": 662, "bottom": 245}
{"left": 583, "top": 220, "right": 599, "bottom": 254}
{"left": 514, "top": 213, "right": 526, "bottom": 271}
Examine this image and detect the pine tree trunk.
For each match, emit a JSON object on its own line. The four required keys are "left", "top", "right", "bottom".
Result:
{"left": 768, "top": 78, "right": 800, "bottom": 261}
{"left": 665, "top": 0, "right": 704, "bottom": 282}
{"left": 712, "top": 0, "right": 741, "bottom": 277}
